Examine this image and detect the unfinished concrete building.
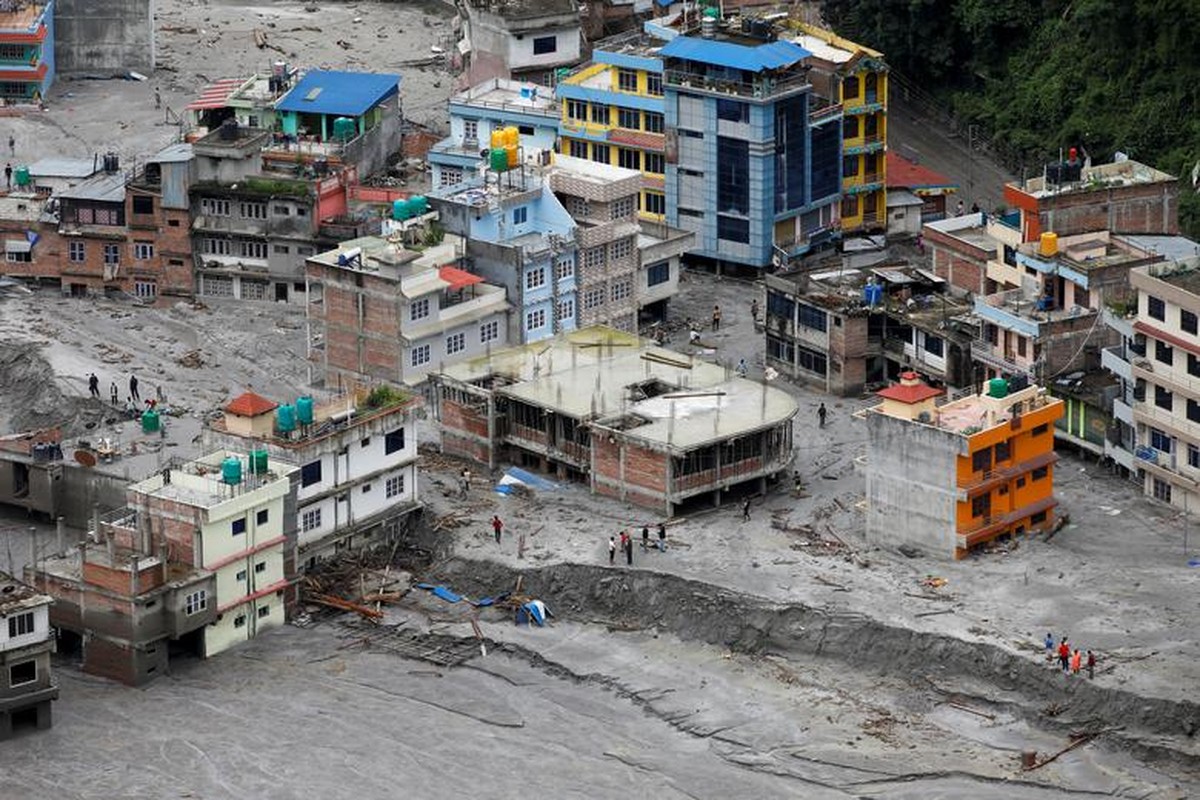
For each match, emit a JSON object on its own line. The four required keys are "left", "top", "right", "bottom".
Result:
{"left": 432, "top": 327, "right": 797, "bottom": 516}
{"left": 0, "top": 572, "right": 57, "bottom": 739}
{"left": 54, "top": 0, "right": 154, "bottom": 74}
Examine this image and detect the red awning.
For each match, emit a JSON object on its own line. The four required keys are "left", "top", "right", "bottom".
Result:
{"left": 439, "top": 266, "right": 483, "bottom": 291}
{"left": 186, "top": 78, "right": 245, "bottom": 111}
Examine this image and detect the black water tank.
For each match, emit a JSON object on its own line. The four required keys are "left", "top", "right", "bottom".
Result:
{"left": 220, "top": 118, "right": 240, "bottom": 141}
{"left": 102, "top": 152, "right": 119, "bottom": 173}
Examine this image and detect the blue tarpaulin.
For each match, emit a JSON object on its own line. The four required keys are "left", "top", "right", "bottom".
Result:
{"left": 471, "top": 592, "right": 510, "bottom": 608}
{"left": 659, "top": 36, "right": 810, "bottom": 73}
{"left": 496, "top": 466, "right": 560, "bottom": 494}
{"left": 416, "top": 583, "right": 463, "bottom": 603}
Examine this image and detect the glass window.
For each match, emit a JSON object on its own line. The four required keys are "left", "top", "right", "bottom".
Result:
{"left": 644, "top": 112, "right": 664, "bottom": 133}
{"left": 386, "top": 474, "right": 405, "bottom": 498}
{"left": 302, "top": 508, "right": 321, "bottom": 532}
{"left": 480, "top": 320, "right": 499, "bottom": 343}
{"left": 717, "top": 137, "right": 749, "bottom": 214}
{"left": 1156, "top": 339, "right": 1173, "bottom": 365}
{"left": 591, "top": 104, "right": 610, "bottom": 125}
{"left": 647, "top": 261, "right": 669, "bottom": 287}
{"left": 843, "top": 76, "right": 859, "bottom": 99}
{"left": 972, "top": 446, "right": 992, "bottom": 473}
{"left": 69, "top": 241, "right": 85, "bottom": 262}
{"left": 644, "top": 192, "right": 665, "bottom": 216}
{"left": 556, "top": 297, "right": 574, "bottom": 321}
{"left": 567, "top": 100, "right": 587, "bottom": 121}
{"left": 1183, "top": 309, "right": 1198, "bottom": 335}
{"left": 533, "top": 35, "right": 557, "bottom": 55}
{"left": 411, "top": 344, "right": 431, "bottom": 367}
{"left": 526, "top": 308, "right": 546, "bottom": 330}
{"left": 644, "top": 152, "right": 665, "bottom": 175}
{"left": 301, "top": 460, "right": 322, "bottom": 487}
{"left": 1189, "top": 398, "right": 1200, "bottom": 423}
{"left": 103, "top": 244, "right": 120, "bottom": 265}
{"left": 555, "top": 258, "right": 574, "bottom": 281}
{"left": 446, "top": 332, "right": 466, "bottom": 355}
{"left": 568, "top": 139, "right": 588, "bottom": 159}
{"left": 1150, "top": 427, "right": 1172, "bottom": 452}
{"left": 513, "top": 206, "right": 528, "bottom": 225}
{"left": 618, "top": 108, "right": 639, "bottom": 129}
{"left": 525, "top": 267, "right": 546, "bottom": 290}
{"left": 971, "top": 493, "right": 991, "bottom": 518}
{"left": 617, "top": 68, "right": 638, "bottom": 92}
{"left": 717, "top": 215, "right": 749, "bottom": 244}
{"left": 923, "top": 334, "right": 944, "bottom": 357}
{"left": 231, "top": 517, "right": 246, "bottom": 536}
{"left": 411, "top": 298, "right": 430, "bottom": 321}
{"left": 1156, "top": 384, "right": 1173, "bottom": 410}
{"left": 7, "top": 611, "right": 34, "bottom": 638}
{"left": 592, "top": 143, "right": 610, "bottom": 164}
{"left": 1147, "top": 295, "right": 1165, "bottom": 321}
{"left": 618, "top": 148, "right": 640, "bottom": 170}
{"left": 185, "top": 590, "right": 207, "bottom": 615}
{"left": 1031, "top": 466, "right": 1049, "bottom": 480}
{"left": 646, "top": 73, "right": 663, "bottom": 96}
{"left": 797, "top": 304, "right": 827, "bottom": 332}
{"left": 1153, "top": 477, "right": 1172, "bottom": 503}
{"left": 463, "top": 119, "right": 478, "bottom": 141}
{"left": 716, "top": 99, "right": 748, "bottom": 122}
{"left": 843, "top": 117, "right": 859, "bottom": 139}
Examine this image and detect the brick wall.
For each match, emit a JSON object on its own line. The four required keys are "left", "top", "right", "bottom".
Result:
{"left": 829, "top": 314, "right": 869, "bottom": 395}
{"left": 1039, "top": 182, "right": 1178, "bottom": 240}
{"left": 930, "top": 245, "right": 985, "bottom": 296}
{"left": 440, "top": 396, "right": 492, "bottom": 464}
{"left": 591, "top": 435, "right": 669, "bottom": 511}
{"left": 127, "top": 189, "right": 194, "bottom": 296}
{"left": 82, "top": 636, "right": 137, "bottom": 685}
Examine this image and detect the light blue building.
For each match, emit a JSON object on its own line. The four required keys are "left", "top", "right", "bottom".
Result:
{"left": 429, "top": 77, "right": 561, "bottom": 190}
{"left": 0, "top": 0, "right": 54, "bottom": 104}
{"left": 428, "top": 171, "right": 578, "bottom": 344}
{"left": 661, "top": 26, "right": 843, "bottom": 269}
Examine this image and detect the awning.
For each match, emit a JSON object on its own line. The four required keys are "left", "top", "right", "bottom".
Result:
{"left": 439, "top": 265, "right": 482, "bottom": 291}
{"left": 186, "top": 78, "right": 245, "bottom": 111}
{"left": 5, "top": 240, "right": 31, "bottom": 254}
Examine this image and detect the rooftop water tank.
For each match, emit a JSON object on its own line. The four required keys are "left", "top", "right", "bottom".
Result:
{"left": 490, "top": 147, "right": 509, "bottom": 173}
{"left": 987, "top": 377, "right": 1009, "bottom": 399}
{"left": 140, "top": 409, "right": 160, "bottom": 434}
{"left": 489, "top": 128, "right": 505, "bottom": 149}
{"left": 296, "top": 395, "right": 314, "bottom": 425}
{"left": 503, "top": 126, "right": 519, "bottom": 148}
{"left": 250, "top": 448, "right": 269, "bottom": 475}
{"left": 392, "top": 198, "right": 412, "bottom": 220}
{"left": 1039, "top": 231, "right": 1058, "bottom": 257}
{"left": 13, "top": 166, "right": 30, "bottom": 187}
{"left": 505, "top": 144, "right": 519, "bottom": 168}
{"left": 276, "top": 403, "right": 297, "bottom": 434}
{"left": 863, "top": 282, "right": 883, "bottom": 307}
{"left": 221, "top": 456, "right": 243, "bottom": 486}
{"left": 408, "top": 195, "right": 428, "bottom": 217}
{"left": 332, "top": 117, "right": 356, "bottom": 141}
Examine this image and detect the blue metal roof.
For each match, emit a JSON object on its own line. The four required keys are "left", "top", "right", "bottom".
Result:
{"left": 660, "top": 36, "right": 809, "bottom": 72}
{"left": 276, "top": 70, "right": 401, "bottom": 117}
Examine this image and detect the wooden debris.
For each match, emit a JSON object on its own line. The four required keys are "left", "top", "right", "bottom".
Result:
{"left": 310, "top": 593, "right": 383, "bottom": 621}
{"left": 814, "top": 575, "right": 850, "bottom": 592}
{"left": 947, "top": 701, "right": 995, "bottom": 720}
{"left": 1023, "top": 729, "right": 1109, "bottom": 771}
{"left": 253, "top": 29, "right": 267, "bottom": 48}
{"left": 915, "top": 608, "right": 955, "bottom": 618}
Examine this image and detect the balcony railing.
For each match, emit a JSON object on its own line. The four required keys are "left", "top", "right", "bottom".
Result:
{"left": 664, "top": 69, "right": 809, "bottom": 100}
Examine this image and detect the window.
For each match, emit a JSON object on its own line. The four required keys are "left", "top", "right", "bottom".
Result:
{"left": 9, "top": 661, "right": 36, "bottom": 687}
{"left": 237, "top": 570, "right": 247, "bottom": 582}
{"left": 234, "top": 615, "right": 246, "bottom": 628}
{"left": 611, "top": 279, "right": 632, "bottom": 301}
{"left": 717, "top": 215, "right": 750, "bottom": 244}
{"left": 717, "top": 137, "right": 749, "bottom": 214}
{"left": 972, "top": 447, "right": 992, "bottom": 473}
{"left": 618, "top": 108, "right": 639, "bottom": 130}
{"left": 184, "top": 590, "right": 208, "bottom": 616}
{"left": 1153, "top": 477, "right": 1172, "bottom": 503}
{"left": 258, "top": 605, "right": 271, "bottom": 619}
{"left": 201, "top": 198, "right": 230, "bottom": 216}
{"left": 527, "top": 308, "right": 547, "bottom": 330}
{"left": 1031, "top": 511, "right": 1048, "bottom": 525}
{"left": 302, "top": 507, "right": 322, "bottom": 532}
{"left": 647, "top": 261, "right": 669, "bottom": 287}
{"left": 1016, "top": 476, "right": 1026, "bottom": 488}
{"left": 256, "top": 509, "right": 269, "bottom": 526}
{"left": 567, "top": 100, "right": 587, "bottom": 121}
{"left": 797, "top": 304, "right": 827, "bottom": 332}
{"left": 103, "top": 244, "right": 120, "bottom": 266}
{"left": 463, "top": 119, "right": 478, "bottom": 141}
{"left": 273, "top": 245, "right": 290, "bottom": 254}
{"left": 240, "top": 241, "right": 268, "bottom": 260}
{"left": 255, "top": 561, "right": 267, "bottom": 574}
{"left": 644, "top": 112, "right": 664, "bottom": 133}
{"left": 611, "top": 197, "right": 635, "bottom": 220}
{"left": 240, "top": 201, "right": 267, "bottom": 219}
{"left": 644, "top": 152, "right": 665, "bottom": 175}
{"left": 646, "top": 72, "right": 662, "bottom": 96}
{"left": 1150, "top": 427, "right": 1172, "bottom": 452}
{"left": 583, "top": 247, "right": 605, "bottom": 269}
{"left": 568, "top": 139, "right": 588, "bottom": 159}
{"left": 296, "top": 207, "right": 308, "bottom": 217}
{"left": 1182, "top": 309, "right": 1198, "bottom": 335}
{"left": 518, "top": 125, "right": 534, "bottom": 136}
{"left": 716, "top": 99, "right": 748, "bottom": 122}
{"left": 994, "top": 439, "right": 1011, "bottom": 463}
{"left": 231, "top": 517, "right": 246, "bottom": 536}
{"left": 532, "top": 35, "right": 557, "bottom": 55}
{"left": 1147, "top": 295, "right": 1165, "bottom": 321}
{"left": 361, "top": 437, "right": 371, "bottom": 448}
{"left": 617, "top": 68, "right": 638, "bottom": 92}
{"left": 971, "top": 493, "right": 991, "bottom": 518}
{"left": 1031, "top": 466, "right": 1049, "bottom": 481}
{"left": 1156, "top": 339, "right": 1174, "bottom": 365}
{"left": 644, "top": 192, "right": 665, "bottom": 216}
{"left": 203, "top": 238, "right": 231, "bottom": 256}
{"left": 439, "top": 167, "right": 464, "bottom": 187}
{"left": 843, "top": 117, "right": 859, "bottom": 139}
{"left": 583, "top": 288, "right": 604, "bottom": 310}
{"left": 513, "top": 206, "right": 528, "bottom": 226}
{"left": 297, "top": 246, "right": 314, "bottom": 256}
{"left": 480, "top": 320, "right": 500, "bottom": 343}
{"left": 841, "top": 196, "right": 859, "bottom": 218}
{"left": 68, "top": 241, "right": 85, "bottom": 262}
{"left": 618, "top": 148, "right": 640, "bottom": 170}
{"left": 1189, "top": 353, "right": 1200, "bottom": 378}
{"left": 1032, "top": 424, "right": 1049, "bottom": 436}
{"left": 135, "top": 280, "right": 157, "bottom": 300}
{"left": 446, "top": 332, "right": 466, "bottom": 354}
{"left": 7, "top": 611, "right": 34, "bottom": 638}
{"left": 609, "top": 237, "right": 633, "bottom": 261}
{"left": 923, "top": 334, "right": 944, "bottom": 357}
{"left": 843, "top": 155, "right": 859, "bottom": 178}
{"left": 1156, "top": 384, "right": 1173, "bottom": 410}
{"left": 411, "top": 344, "right": 431, "bottom": 367}
{"left": 133, "top": 241, "right": 154, "bottom": 260}
{"left": 592, "top": 143, "right": 610, "bottom": 164}
{"left": 591, "top": 105, "right": 610, "bottom": 125}
{"left": 411, "top": 297, "right": 430, "bottom": 321}
{"left": 796, "top": 344, "right": 827, "bottom": 376}
{"left": 1189, "top": 399, "right": 1200, "bottom": 423}
{"left": 386, "top": 474, "right": 405, "bottom": 498}
{"left": 301, "top": 459, "right": 322, "bottom": 487}
{"left": 678, "top": 208, "right": 703, "bottom": 218}
{"left": 843, "top": 75, "right": 859, "bottom": 99}
{"left": 554, "top": 258, "right": 574, "bottom": 281}
{"left": 1190, "top": 444, "right": 1200, "bottom": 469}
{"left": 273, "top": 205, "right": 291, "bottom": 216}
{"left": 525, "top": 267, "right": 545, "bottom": 290}
{"left": 5, "top": 244, "right": 30, "bottom": 263}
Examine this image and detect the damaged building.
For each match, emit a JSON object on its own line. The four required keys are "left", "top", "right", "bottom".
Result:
{"left": 431, "top": 326, "right": 797, "bottom": 516}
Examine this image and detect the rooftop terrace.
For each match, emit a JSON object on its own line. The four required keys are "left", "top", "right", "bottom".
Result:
{"left": 1012, "top": 158, "right": 1176, "bottom": 199}
{"left": 129, "top": 450, "right": 296, "bottom": 510}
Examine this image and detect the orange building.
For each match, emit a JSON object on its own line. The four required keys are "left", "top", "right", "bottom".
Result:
{"left": 866, "top": 371, "right": 1064, "bottom": 559}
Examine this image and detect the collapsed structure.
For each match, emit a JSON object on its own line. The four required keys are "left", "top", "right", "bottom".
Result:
{"left": 0, "top": 571, "right": 57, "bottom": 739}
{"left": 432, "top": 326, "right": 797, "bottom": 515}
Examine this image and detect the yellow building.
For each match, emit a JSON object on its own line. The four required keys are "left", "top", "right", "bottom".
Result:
{"left": 556, "top": 32, "right": 667, "bottom": 222}
{"left": 792, "top": 23, "right": 888, "bottom": 234}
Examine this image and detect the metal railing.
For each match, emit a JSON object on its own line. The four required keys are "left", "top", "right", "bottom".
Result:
{"left": 664, "top": 69, "right": 810, "bottom": 100}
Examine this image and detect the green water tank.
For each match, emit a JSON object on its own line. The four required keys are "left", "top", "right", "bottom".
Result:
{"left": 490, "top": 147, "right": 509, "bottom": 173}
{"left": 221, "top": 456, "right": 243, "bottom": 485}
{"left": 392, "top": 199, "right": 411, "bottom": 220}
{"left": 276, "top": 403, "right": 296, "bottom": 433}
{"left": 987, "top": 377, "right": 1009, "bottom": 399}
{"left": 140, "top": 409, "right": 160, "bottom": 434}
{"left": 296, "top": 395, "right": 314, "bottom": 425}
{"left": 250, "top": 448, "right": 269, "bottom": 475}
{"left": 332, "top": 116, "right": 356, "bottom": 141}
{"left": 13, "top": 167, "right": 30, "bottom": 187}
{"left": 408, "top": 195, "right": 428, "bottom": 216}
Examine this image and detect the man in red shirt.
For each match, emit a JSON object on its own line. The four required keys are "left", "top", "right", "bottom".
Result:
{"left": 1058, "top": 639, "right": 1070, "bottom": 673}
{"left": 491, "top": 515, "right": 503, "bottom": 544}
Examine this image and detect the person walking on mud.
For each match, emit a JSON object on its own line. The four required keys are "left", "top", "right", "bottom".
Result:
{"left": 87, "top": 373, "right": 100, "bottom": 399}
{"left": 608, "top": 535, "right": 616, "bottom": 565}
{"left": 642, "top": 526, "right": 650, "bottom": 550}
{"left": 818, "top": 402, "right": 827, "bottom": 428}
{"left": 109, "top": 381, "right": 119, "bottom": 406}
{"left": 491, "top": 515, "right": 503, "bottom": 544}
{"left": 711, "top": 304, "right": 722, "bottom": 332}
{"left": 1044, "top": 632, "right": 1055, "bottom": 664}
{"left": 657, "top": 522, "right": 667, "bottom": 552}
{"left": 129, "top": 374, "right": 140, "bottom": 403}
{"left": 1086, "top": 650, "right": 1096, "bottom": 680}
{"left": 1058, "top": 638, "right": 1070, "bottom": 673}
{"left": 741, "top": 496, "right": 752, "bottom": 522}
{"left": 1070, "top": 648, "right": 1082, "bottom": 676}
{"left": 625, "top": 533, "right": 633, "bottom": 566}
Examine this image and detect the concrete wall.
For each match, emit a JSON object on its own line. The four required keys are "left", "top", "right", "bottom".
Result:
{"left": 865, "top": 412, "right": 960, "bottom": 558}
{"left": 55, "top": 0, "right": 154, "bottom": 74}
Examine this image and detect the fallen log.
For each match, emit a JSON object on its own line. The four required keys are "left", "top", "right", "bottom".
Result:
{"left": 310, "top": 593, "right": 383, "bottom": 620}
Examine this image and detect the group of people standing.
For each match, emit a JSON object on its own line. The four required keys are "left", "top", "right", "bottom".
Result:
{"left": 87, "top": 372, "right": 164, "bottom": 419}
{"left": 1044, "top": 633, "right": 1097, "bottom": 679}
{"left": 609, "top": 524, "right": 667, "bottom": 566}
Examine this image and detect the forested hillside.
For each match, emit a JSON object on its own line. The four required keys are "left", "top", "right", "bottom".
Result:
{"left": 823, "top": 0, "right": 1200, "bottom": 236}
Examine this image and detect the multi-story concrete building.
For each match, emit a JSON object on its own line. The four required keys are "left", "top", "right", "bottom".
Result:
{"left": 791, "top": 23, "right": 887, "bottom": 236}
{"left": 306, "top": 234, "right": 511, "bottom": 387}
{"left": 125, "top": 143, "right": 195, "bottom": 300}
{"left": 432, "top": 326, "right": 797, "bottom": 515}
{"left": 185, "top": 73, "right": 291, "bottom": 139}
{"left": 866, "top": 372, "right": 1064, "bottom": 559}
{"left": 661, "top": 22, "right": 843, "bottom": 269}
{"left": 460, "top": 0, "right": 582, "bottom": 86}
{"left": 1003, "top": 156, "right": 1178, "bottom": 244}
{"left": 54, "top": 164, "right": 129, "bottom": 293}
{"left": 557, "top": 30, "right": 669, "bottom": 221}
{"left": 204, "top": 389, "right": 421, "bottom": 568}
{"left": 0, "top": 0, "right": 54, "bottom": 104}
{"left": 0, "top": 572, "right": 56, "bottom": 739}
{"left": 764, "top": 261, "right": 976, "bottom": 395}
{"left": 428, "top": 161, "right": 578, "bottom": 343}
{"left": 28, "top": 450, "right": 297, "bottom": 685}
{"left": 429, "top": 77, "right": 560, "bottom": 190}
{"left": 54, "top": 0, "right": 154, "bottom": 75}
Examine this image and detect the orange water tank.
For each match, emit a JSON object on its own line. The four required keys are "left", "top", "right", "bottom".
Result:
{"left": 1039, "top": 231, "right": 1058, "bottom": 257}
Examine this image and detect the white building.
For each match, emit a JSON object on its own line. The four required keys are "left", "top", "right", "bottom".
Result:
{"left": 0, "top": 573, "right": 56, "bottom": 739}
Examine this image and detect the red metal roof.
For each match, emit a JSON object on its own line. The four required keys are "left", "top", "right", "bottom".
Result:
{"left": 887, "top": 151, "right": 957, "bottom": 192}
{"left": 609, "top": 129, "right": 666, "bottom": 151}
{"left": 439, "top": 265, "right": 483, "bottom": 291}
{"left": 0, "top": 23, "right": 47, "bottom": 44}
{"left": 225, "top": 391, "right": 278, "bottom": 417}
{"left": 876, "top": 382, "right": 944, "bottom": 404}
{"left": 186, "top": 78, "right": 245, "bottom": 111}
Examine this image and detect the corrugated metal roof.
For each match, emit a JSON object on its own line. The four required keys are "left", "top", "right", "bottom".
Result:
{"left": 276, "top": 70, "right": 401, "bottom": 117}
{"left": 27, "top": 157, "right": 97, "bottom": 178}
{"left": 659, "top": 36, "right": 809, "bottom": 72}
{"left": 152, "top": 143, "right": 193, "bottom": 163}
{"left": 59, "top": 173, "right": 126, "bottom": 203}
{"left": 186, "top": 77, "right": 245, "bottom": 111}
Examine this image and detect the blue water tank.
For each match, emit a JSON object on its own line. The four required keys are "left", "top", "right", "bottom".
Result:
{"left": 863, "top": 283, "right": 883, "bottom": 307}
{"left": 221, "top": 456, "right": 243, "bottom": 486}
{"left": 408, "top": 195, "right": 428, "bottom": 217}
{"left": 392, "top": 199, "right": 411, "bottom": 221}
{"left": 332, "top": 116, "right": 356, "bottom": 141}
{"left": 276, "top": 404, "right": 296, "bottom": 433}
{"left": 296, "top": 395, "right": 314, "bottom": 425}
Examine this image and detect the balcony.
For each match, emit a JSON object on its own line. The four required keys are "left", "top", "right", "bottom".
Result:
{"left": 1112, "top": 397, "right": 1134, "bottom": 427}
{"left": 664, "top": 69, "right": 810, "bottom": 101}
{"left": 844, "top": 173, "right": 883, "bottom": 195}
{"left": 1101, "top": 345, "right": 1132, "bottom": 383}
{"left": 843, "top": 134, "right": 884, "bottom": 156}
{"left": 809, "top": 100, "right": 843, "bottom": 126}
{"left": 972, "top": 337, "right": 1034, "bottom": 377}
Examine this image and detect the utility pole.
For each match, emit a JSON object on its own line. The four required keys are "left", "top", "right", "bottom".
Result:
{"left": 966, "top": 124, "right": 977, "bottom": 209}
